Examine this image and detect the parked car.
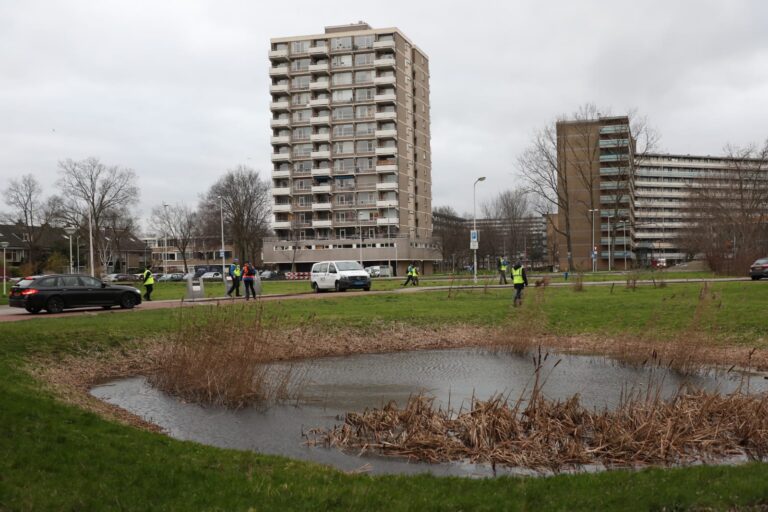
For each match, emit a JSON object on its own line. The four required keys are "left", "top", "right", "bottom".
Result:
{"left": 311, "top": 260, "right": 370, "bottom": 292}
{"left": 364, "top": 266, "right": 381, "bottom": 277}
{"left": 750, "top": 257, "right": 768, "bottom": 280}
{"left": 8, "top": 274, "right": 142, "bottom": 314}
{"left": 200, "top": 272, "right": 223, "bottom": 280}
{"left": 260, "top": 270, "right": 279, "bottom": 279}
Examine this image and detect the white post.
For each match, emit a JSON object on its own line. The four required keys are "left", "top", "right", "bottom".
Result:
{"left": 473, "top": 176, "right": 486, "bottom": 284}
{"left": 68, "top": 235, "right": 73, "bottom": 274}
{"left": 589, "top": 209, "right": 597, "bottom": 272}
{"left": 163, "top": 203, "right": 169, "bottom": 276}
{"left": 1, "top": 242, "right": 8, "bottom": 296}
{"left": 219, "top": 196, "right": 226, "bottom": 283}
{"left": 88, "top": 207, "right": 95, "bottom": 277}
{"left": 607, "top": 215, "right": 612, "bottom": 272}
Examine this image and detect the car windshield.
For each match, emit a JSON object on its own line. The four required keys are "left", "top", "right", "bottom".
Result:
{"left": 336, "top": 261, "right": 363, "bottom": 271}
{"left": 755, "top": 258, "right": 768, "bottom": 265}
{"left": 15, "top": 279, "right": 37, "bottom": 288}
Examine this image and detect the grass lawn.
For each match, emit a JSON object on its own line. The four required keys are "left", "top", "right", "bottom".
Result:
{"left": 2, "top": 281, "right": 768, "bottom": 510}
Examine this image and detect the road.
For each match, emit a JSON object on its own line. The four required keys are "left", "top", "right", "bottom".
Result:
{"left": 0, "top": 277, "right": 756, "bottom": 323}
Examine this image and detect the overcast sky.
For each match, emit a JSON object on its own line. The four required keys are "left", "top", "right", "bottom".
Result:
{"left": 2, "top": 0, "right": 767, "bottom": 231}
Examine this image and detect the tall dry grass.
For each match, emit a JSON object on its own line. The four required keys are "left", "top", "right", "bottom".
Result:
{"left": 309, "top": 349, "right": 768, "bottom": 472}
{"left": 149, "top": 304, "right": 304, "bottom": 409}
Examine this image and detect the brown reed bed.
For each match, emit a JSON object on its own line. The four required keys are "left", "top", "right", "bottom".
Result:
{"left": 147, "top": 304, "right": 306, "bottom": 409}
{"left": 307, "top": 349, "right": 768, "bottom": 472}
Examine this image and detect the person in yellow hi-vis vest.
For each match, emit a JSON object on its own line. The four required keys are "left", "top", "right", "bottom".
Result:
{"left": 511, "top": 261, "right": 528, "bottom": 307}
{"left": 498, "top": 256, "right": 509, "bottom": 285}
{"left": 142, "top": 264, "right": 155, "bottom": 301}
{"left": 226, "top": 258, "right": 242, "bottom": 298}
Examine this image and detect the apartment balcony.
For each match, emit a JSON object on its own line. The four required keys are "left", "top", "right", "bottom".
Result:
{"left": 312, "top": 219, "right": 333, "bottom": 228}
{"left": 311, "top": 150, "right": 331, "bottom": 159}
{"left": 273, "top": 187, "right": 291, "bottom": 196}
{"left": 375, "top": 93, "right": 397, "bottom": 103}
{"left": 377, "top": 217, "right": 398, "bottom": 226}
{"left": 308, "top": 63, "right": 330, "bottom": 73}
{"left": 270, "top": 84, "right": 289, "bottom": 94}
{"left": 373, "top": 40, "right": 396, "bottom": 50}
{"left": 376, "top": 199, "right": 398, "bottom": 208}
{"left": 376, "top": 182, "right": 398, "bottom": 191}
{"left": 599, "top": 138, "right": 630, "bottom": 148}
{"left": 375, "top": 146, "right": 398, "bottom": 156}
{"left": 311, "top": 132, "right": 330, "bottom": 142}
{"left": 375, "top": 111, "right": 396, "bottom": 121}
{"left": 599, "top": 125, "right": 630, "bottom": 135}
{"left": 374, "top": 57, "right": 396, "bottom": 68}
{"left": 273, "top": 220, "right": 292, "bottom": 229}
{"left": 272, "top": 203, "right": 292, "bottom": 212}
{"left": 268, "top": 49, "right": 289, "bottom": 60}
{"left": 309, "top": 97, "right": 330, "bottom": 107}
{"left": 271, "top": 153, "right": 292, "bottom": 162}
{"left": 271, "top": 100, "right": 290, "bottom": 111}
{"left": 271, "top": 135, "right": 290, "bottom": 144}
{"left": 374, "top": 75, "right": 396, "bottom": 85}
{"left": 375, "top": 129, "right": 397, "bottom": 138}
{"left": 308, "top": 46, "right": 328, "bottom": 55}
{"left": 311, "top": 168, "right": 331, "bottom": 177}
{"left": 269, "top": 65, "right": 290, "bottom": 76}
{"left": 310, "top": 80, "right": 330, "bottom": 90}
{"left": 271, "top": 168, "right": 291, "bottom": 179}
{"left": 270, "top": 118, "right": 290, "bottom": 128}
{"left": 312, "top": 202, "right": 332, "bottom": 211}
{"left": 310, "top": 115, "right": 331, "bottom": 125}
{"left": 311, "top": 184, "right": 332, "bottom": 193}
{"left": 376, "top": 163, "right": 398, "bottom": 173}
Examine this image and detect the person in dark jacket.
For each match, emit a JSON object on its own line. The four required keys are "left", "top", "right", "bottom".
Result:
{"left": 242, "top": 261, "right": 258, "bottom": 301}
{"left": 510, "top": 261, "right": 528, "bottom": 307}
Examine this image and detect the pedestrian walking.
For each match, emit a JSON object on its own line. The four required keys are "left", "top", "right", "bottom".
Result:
{"left": 511, "top": 261, "right": 528, "bottom": 307}
{"left": 226, "top": 258, "right": 242, "bottom": 297}
{"left": 498, "top": 256, "right": 509, "bottom": 285}
{"left": 141, "top": 265, "right": 154, "bottom": 301}
{"left": 242, "top": 260, "right": 258, "bottom": 300}
{"left": 402, "top": 262, "right": 415, "bottom": 286}
{"left": 411, "top": 264, "right": 420, "bottom": 286}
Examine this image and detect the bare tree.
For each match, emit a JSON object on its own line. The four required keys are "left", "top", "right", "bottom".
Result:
{"left": 681, "top": 141, "right": 768, "bottom": 274}
{"left": 518, "top": 121, "right": 577, "bottom": 270}
{"left": 152, "top": 203, "right": 197, "bottom": 273}
{"left": 432, "top": 205, "right": 469, "bottom": 272}
{"left": 200, "top": 166, "right": 271, "bottom": 264}
{"left": 481, "top": 188, "right": 531, "bottom": 261}
{"left": 103, "top": 208, "right": 140, "bottom": 273}
{"left": 2, "top": 174, "right": 60, "bottom": 269}
{"left": 56, "top": 157, "right": 139, "bottom": 276}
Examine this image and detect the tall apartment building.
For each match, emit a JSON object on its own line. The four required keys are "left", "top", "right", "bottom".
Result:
{"left": 556, "top": 116, "right": 636, "bottom": 271}
{"left": 262, "top": 22, "right": 440, "bottom": 274}
{"left": 556, "top": 115, "right": 768, "bottom": 270}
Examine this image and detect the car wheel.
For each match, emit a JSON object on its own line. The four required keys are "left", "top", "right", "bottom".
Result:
{"left": 312, "top": 281, "right": 321, "bottom": 293}
{"left": 25, "top": 306, "right": 41, "bottom": 314}
{"left": 120, "top": 293, "right": 137, "bottom": 309}
{"left": 46, "top": 296, "right": 64, "bottom": 314}
{"left": 363, "top": 286, "right": 371, "bottom": 292}
{"left": 752, "top": 276, "right": 760, "bottom": 281}
{"left": 334, "top": 280, "right": 341, "bottom": 292}
{"left": 102, "top": 305, "right": 113, "bottom": 309}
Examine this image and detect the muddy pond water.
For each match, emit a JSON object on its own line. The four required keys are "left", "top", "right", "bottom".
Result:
{"left": 91, "top": 348, "right": 768, "bottom": 477}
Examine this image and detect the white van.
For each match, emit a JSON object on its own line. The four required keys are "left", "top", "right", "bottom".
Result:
{"left": 310, "top": 261, "right": 371, "bottom": 292}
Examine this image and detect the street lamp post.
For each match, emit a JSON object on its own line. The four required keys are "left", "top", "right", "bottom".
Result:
{"left": 473, "top": 176, "right": 486, "bottom": 284}
{"left": 607, "top": 215, "right": 613, "bottom": 272}
{"left": 163, "top": 203, "right": 170, "bottom": 276}
{"left": 588, "top": 208, "right": 598, "bottom": 272}
{"left": 88, "top": 207, "right": 95, "bottom": 277}
{"left": 64, "top": 226, "right": 76, "bottom": 274}
{"left": 1, "top": 241, "right": 8, "bottom": 297}
{"left": 219, "top": 196, "right": 226, "bottom": 284}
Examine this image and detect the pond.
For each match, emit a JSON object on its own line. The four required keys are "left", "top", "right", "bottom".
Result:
{"left": 91, "top": 347, "right": 768, "bottom": 477}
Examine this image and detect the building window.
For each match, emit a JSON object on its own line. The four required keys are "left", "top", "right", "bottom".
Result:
{"left": 354, "top": 53, "right": 374, "bottom": 66}
{"left": 291, "top": 58, "right": 310, "bottom": 72}
{"left": 330, "top": 36, "right": 352, "bottom": 50}
{"left": 355, "top": 105, "right": 375, "bottom": 119}
{"left": 354, "top": 70, "right": 373, "bottom": 83}
{"left": 354, "top": 35, "right": 374, "bottom": 49}
{"left": 331, "top": 72, "right": 353, "bottom": 86}
{"left": 333, "top": 141, "right": 355, "bottom": 155}
{"left": 333, "top": 124, "right": 354, "bottom": 137}
{"left": 355, "top": 88, "right": 375, "bottom": 102}
{"left": 332, "top": 106, "right": 354, "bottom": 120}
{"left": 331, "top": 54, "right": 352, "bottom": 68}
{"left": 332, "top": 89, "right": 354, "bottom": 103}
{"left": 291, "top": 40, "right": 310, "bottom": 54}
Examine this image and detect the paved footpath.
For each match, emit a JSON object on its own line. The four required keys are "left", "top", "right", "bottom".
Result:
{"left": 0, "top": 277, "right": 756, "bottom": 323}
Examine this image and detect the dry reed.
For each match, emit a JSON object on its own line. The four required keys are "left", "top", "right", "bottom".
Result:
{"left": 308, "top": 349, "right": 768, "bottom": 472}
{"left": 148, "top": 304, "right": 305, "bottom": 409}
{"left": 572, "top": 274, "right": 585, "bottom": 292}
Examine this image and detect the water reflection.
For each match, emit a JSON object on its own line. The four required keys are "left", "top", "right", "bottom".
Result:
{"left": 91, "top": 348, "right": 767, "bottom": 477}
